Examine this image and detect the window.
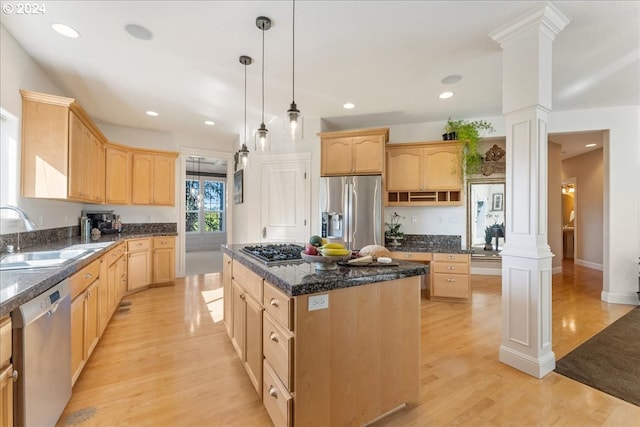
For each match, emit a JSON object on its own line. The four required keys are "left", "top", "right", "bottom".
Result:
{"left": 186, "top": 178, "right": 225, "bottom": 233}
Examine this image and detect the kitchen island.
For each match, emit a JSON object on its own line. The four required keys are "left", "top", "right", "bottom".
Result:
{"left": 221, "top": 244, "right": 427, "bottom": 427}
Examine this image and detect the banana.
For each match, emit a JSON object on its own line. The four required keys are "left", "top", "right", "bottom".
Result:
{"left": 320, "top": 243, "right": 345, "bottom": 249}
{"left": 319, "top": 248, "right": 351, "bottom": 256}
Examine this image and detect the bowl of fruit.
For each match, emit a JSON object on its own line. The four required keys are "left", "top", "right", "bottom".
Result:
{"left": 301, "top": 236, "right": 352, "bottom": 270}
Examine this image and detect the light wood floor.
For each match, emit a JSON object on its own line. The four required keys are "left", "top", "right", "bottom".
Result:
{"left": 57, "top": 261, "right": 640, "bottom": 427}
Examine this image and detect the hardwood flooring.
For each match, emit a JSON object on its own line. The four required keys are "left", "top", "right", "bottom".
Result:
{"left": 57, "top": 261, "right": 640, "bottom": 427}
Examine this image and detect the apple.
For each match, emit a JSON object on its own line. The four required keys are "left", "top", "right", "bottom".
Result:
{"left": 304, "top": 243, "right": 318, "bottom": 256}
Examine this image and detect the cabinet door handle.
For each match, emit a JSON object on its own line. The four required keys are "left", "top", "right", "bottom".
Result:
{"left": 269, "top": 298, "right": 279, "bottom": 308}
{"left": 12, "top": 370, "right": 18, "bottom": 382}
{"left": 269, "top": 332, "right": 279, "bottom": 343}
{"left": 85, "top": 273, "right": 92, "bottom": 279}
{"left": 268, "top": 385, "right": 278, "bottom": 399}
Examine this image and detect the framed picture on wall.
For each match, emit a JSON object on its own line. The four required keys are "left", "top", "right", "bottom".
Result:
{"left": 492, "top": 193, "right": 503, "bottom": 211}
{"left": 234, "top": 170, "right": 243, "bottom": 204}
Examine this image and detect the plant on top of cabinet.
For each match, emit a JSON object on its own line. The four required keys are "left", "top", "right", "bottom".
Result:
{"left": 443, "top": 118, "right": 495, "bottom": 175}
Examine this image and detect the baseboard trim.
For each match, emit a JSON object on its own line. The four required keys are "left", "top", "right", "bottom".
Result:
{"left": 574, "top": 258, "right": 603, "bottom": 271}
{"left": 552, "top": 266, "right": 563, "bottom": 275}
{"left": 601, "top": 291, "right": 640, "bottom": 305}
{"left": 499, "top": 345, "right": 556, "bottom": 379}
{"left": 470, "top": 267, "right": 502, "bottom": 276}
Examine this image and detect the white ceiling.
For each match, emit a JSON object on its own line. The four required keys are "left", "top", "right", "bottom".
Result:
{"left": 2, "top": 1, "right": 638, "bottom": 160}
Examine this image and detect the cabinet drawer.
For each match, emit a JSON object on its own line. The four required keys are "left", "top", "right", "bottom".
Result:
{"left": 106, "top": 242, "right": 126, "bottom": 266}
{"left": 263, "top": 312, "right": 294, "bottom": 391}
{"left": 263, "top": 360, "right": 292, "bottom": 427}
{"left": 263, "top": 282, "right": 293, "bottom": 331}
{"left": 127, "top": 238, "right": 150, "bottom": 252}
{"left": 70, "top": 258, "right": 101, "bottom": 299}
{"left": 432, "top": 253, "right": 469, "bottom": 263}
{"left": 153, "top": 236, "right": 175, "bottom": 249}
{"left": 232, "top": 260, "right": 263, "bottom": 302}
{"left": 389, "top": 251, "right": 432, "bottom": 262}
{"left": 432, "top": 273, "right": 470, "bottom": 299}
{"left": 0, "top": 316, "right": 11, "bottom": 368}
{"left": 433, "top": 262, "right": 469, "bottom": 274}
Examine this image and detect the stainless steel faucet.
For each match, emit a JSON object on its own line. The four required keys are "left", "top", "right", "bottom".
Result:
{"left": 0, "top": 205, "right": 38, "bottom": 231}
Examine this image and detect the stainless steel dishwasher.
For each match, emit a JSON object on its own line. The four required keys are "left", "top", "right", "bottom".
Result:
{"left": 12, "top": 279, "right": 72, "bottom": 427}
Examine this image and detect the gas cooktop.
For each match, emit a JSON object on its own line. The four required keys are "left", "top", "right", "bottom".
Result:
{"left": 240, "top": 244, "right": 305, "bottom": 265}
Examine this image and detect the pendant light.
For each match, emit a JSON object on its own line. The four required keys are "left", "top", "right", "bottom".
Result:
{"left": 236, "top": 55, "right": 252, "bottom": 171}
{"left": 189, "top": 156, "right": 197, "bottom": 197}
{"left": 286, "top": 0, "right": 303, "bottom": 143}
{"left": 255, "top": 16, "right": 271, "bottom": 152}
{"left": 196, "top": 157, "right": 204, "bottom": 208}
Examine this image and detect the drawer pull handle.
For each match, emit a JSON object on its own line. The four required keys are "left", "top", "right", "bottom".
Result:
{"left": 269, "top": 385, "right": 278, "bottom": 399}
{"left": 447, "top": 278, "right": 455, "bottom": 282}
{"left": 447, "top": 255, "right": 455, "bottom": 259}
{"left": 12, "top": 370, "right": 18, "bottom": 382}
{"left": 270, "top": 298, "right": 279, "bottom": 308}
{"left": 85, "top": 273, "right": 92, "bottom": 279}
{"left": 447, "top": 266, "right": 455, "bottom": 270}
{"left": 406, "top": 254, "right": 413, "bottom": 258}
{"left": 269, "top": 332, "right": 279, "bottom": 343}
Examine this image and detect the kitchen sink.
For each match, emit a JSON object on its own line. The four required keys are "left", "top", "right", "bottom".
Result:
{"left": 0, "top": 249, "right": 91, "bottom": 271}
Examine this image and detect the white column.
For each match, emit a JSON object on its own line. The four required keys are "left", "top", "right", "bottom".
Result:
{"left": 490, "top": 3, "right": 569, "bottom": 378}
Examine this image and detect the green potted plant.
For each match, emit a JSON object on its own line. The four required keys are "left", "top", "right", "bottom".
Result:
{"left": 484, "top": 226, "right": 494, "bottom": 251}
{"left": 444, "top": 118, "right": 495, "bottom": 175}
{"left": 385, "top": 212, "right": 404, "bottom": 247}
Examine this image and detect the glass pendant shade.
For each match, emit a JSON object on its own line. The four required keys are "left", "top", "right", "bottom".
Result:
{"left": 238, "top": 143, "right": 249, "bottom": 169}
{"left": 255, "top": 123, "right": 270, "bottom": 152}
{"left": 286, "top": 102, "right": 303, "bottom": 143}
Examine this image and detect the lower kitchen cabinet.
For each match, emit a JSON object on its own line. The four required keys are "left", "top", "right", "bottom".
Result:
{"left": 70, "top": 259, "right": 101, "bottom": 385}
{"left": 0, "top": 316, "right": 13, "bottom": 427}
{"left": 230, "top": 260, "right": 264, "bottom": 397}
{"left": 152, "top": 236, "right": 175, "bottom": 284}
{"left": 222, "top": 253, "right": 232, "bottom": 336}
{"left": 430, "top": 253, "right": 471, "bottom": 302}
{"left": 103, "top": 242, "right": 126, "bottom": 333}
{"left": 127, "top": 238, "right": 152, "bottom": 291}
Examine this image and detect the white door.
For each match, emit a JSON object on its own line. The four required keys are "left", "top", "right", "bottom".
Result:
{"left": 260, "top": 156, "right": 310, "bottom": 243}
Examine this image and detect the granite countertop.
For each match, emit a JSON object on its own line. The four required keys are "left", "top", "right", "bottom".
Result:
{"left": 0, "top": 231, "right": 178, "bottom": 317}
{"left": 222, "top": 244, "right": 428, "bottom": 297}
{"left": 384, "top": 234, "right": 472, "bottom": 254}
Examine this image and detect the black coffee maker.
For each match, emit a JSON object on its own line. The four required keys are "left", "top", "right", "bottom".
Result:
{"left": 82, "top": 210, "right": 118, "bottom": 234}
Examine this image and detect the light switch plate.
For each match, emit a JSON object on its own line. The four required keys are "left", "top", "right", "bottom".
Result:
{"left": 308, "top": 294, "right": 329, "bottom": 311}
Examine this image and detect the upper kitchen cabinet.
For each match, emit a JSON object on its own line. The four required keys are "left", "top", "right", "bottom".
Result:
{"left": 131, "top": 151, "right": 177, "bottom": 206}
{"left": 386, "top": 141, "right": 463, "bottom": 206}
{"left": 104, "top": 143, "right": 131, "bottom": 205}
{"left": 21, "top": 90, "right": 106, "bottom": 203}
{"left": 319, "top": 128, "right": 389, "bottom": 176}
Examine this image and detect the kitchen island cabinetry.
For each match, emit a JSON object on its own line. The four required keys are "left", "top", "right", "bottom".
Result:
{"left": 223, "top": 254, "right": 233, "bottom": 336}
{"left": 386, "top": 142, "right": 462, "bottom": 206}
{"left": 319, "top": 127, "right": 389, "bottom": 176}
{"left": 0, "top": 316, "right": 13, "bottom": 427}
{"left": 127, "top": 238, "right": 152, "bottom": 291}
{"left": 104, "top": 143, "right": 131, "bottom": 204}
{"left": 70, "top": 258, "right": 101, "bottom": 385}
{"left": 132, "top": 152, "right": 177, "bottom": 206}
{"left": 222, "top": 246, "right": 424, "bottom": 427}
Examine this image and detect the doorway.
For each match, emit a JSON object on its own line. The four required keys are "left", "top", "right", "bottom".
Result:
{"left": 561, "top": 179, "right": 577, "bottom": 261}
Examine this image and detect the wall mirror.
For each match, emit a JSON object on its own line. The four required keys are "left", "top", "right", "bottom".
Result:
{"left": 467, "top": 179, "right": 505, "bottom": 258}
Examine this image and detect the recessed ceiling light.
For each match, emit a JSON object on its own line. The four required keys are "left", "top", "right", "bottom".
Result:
{"left": 125, "top": 24, "right": 153, "bottom": 40}
{"left": 145, "top": 111, "right": 159, "bottom": 117}
{"left": 51, "top": 23, "right": 80, "bottom": 39}
{"left": 585, "top": 143, "right": 597, "bottom": 147}
{"left": 439, "top": 91, "right": 454, "bottom": 99}
{"left": 441, "top": 74, "right": 462, "bottom": 85}
{"left": 343, "top": 103, "right": 355, "bottom": 110}
{"left": 204, "top": 120, "right": 215, "bottom": 126}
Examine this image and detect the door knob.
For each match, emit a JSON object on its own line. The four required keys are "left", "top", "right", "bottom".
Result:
{"left": 262, "top": 227, "right": 267, "bottom": 238}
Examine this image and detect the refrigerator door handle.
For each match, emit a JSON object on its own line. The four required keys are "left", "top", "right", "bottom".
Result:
{"left": 345, "top": 181, "right": 354, "bottom": 250}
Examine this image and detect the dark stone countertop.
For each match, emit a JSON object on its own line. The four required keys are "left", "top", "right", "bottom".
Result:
{"left": 385, "top": 245, "right": 472, "bottom": 254}
{"left": 385, "top": 234, "right": 471, "bottom": 254}
{"left": 0, "top": 231, "right": 177, "bottom": 317}
{"left": 222, "top": 244, "right": 428, "bottom": 297}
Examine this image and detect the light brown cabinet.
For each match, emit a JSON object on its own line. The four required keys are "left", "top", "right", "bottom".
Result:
{"left": 101, "top": 242, "right": 127, "bottom": 335}
{"left": 319, "top": 128, "right": 389, "bottom": 176}
{"left": 152, "top": 237, "right": 175, "bottom": 284}
{"left": 0, "top": 316, "right": 13, "bottom": 427}
{"left": 20, "top": 90, "right": 107, "bottom": 203}
{"left": 127, "top": 238, "right": 152, "bottom": 291}
{"left": 223, "top": 253, "right": 233, "bottom": 336}
{"left": 430, "top": 253, "right": 471, "bottom": 302}
{"left": 70, "top": 259, "right": 101, "bottom": 385}
{"left": 230, "top": 260, "right": 263, "bottom": 397}
{"left": 132, "top": 153, "right": 176, "bottom": 206}
{"left": 386, "top": 142, "right": 463, "bottom": 206}
{"left": 105, "top": 143, "right": 131, "bottom": 204}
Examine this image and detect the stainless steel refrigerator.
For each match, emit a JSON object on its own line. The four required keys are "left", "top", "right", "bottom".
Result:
{"left": 319, "top": 175, "right": 382, "bottom": 250}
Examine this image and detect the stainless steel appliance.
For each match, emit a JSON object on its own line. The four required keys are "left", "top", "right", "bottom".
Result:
{"left": 12, "top": 279, "right": 72, "bottom": 427}
{"left": 319, "top": 175, "right": 382, "bottom": 250}
{"left": 240, "top": 244, "right": 305, "bottom": 265}
{"left": 83, "top": 210, "right": 118, "bottom": 234}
